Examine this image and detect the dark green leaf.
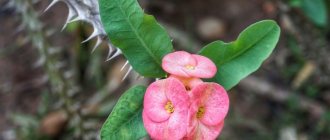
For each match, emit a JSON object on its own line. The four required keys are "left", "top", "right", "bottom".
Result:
{"left": 301, "top": 0, "right": 327, "bottom": 26}
{"left": 99, "top": 0, "right": 173, "bottom": 78}
{"left": 101, "top": 85, "right": 147, "bottom": 140}
{"left": 288, "top": 0, "right": 302, "bottom": 7}
{"left": 289, "top": 0, "right": 327, "bottom": 26}
{"left": 200, "top": 20, "right": 280, "bottom": 90}
{"left": 301, "top": 0, "right": 328, "bottom": 26}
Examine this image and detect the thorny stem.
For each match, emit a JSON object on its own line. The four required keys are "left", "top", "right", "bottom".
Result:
{"left": 12, "top": 0, "right": 84, "bottom": 138}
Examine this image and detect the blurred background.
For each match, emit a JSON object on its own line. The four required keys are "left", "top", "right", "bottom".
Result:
{"left": 1, "top": 0, "right": 330, "bottom": 139}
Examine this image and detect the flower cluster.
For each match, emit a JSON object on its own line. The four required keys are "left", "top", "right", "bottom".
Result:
{"left": 142, "top": 51, "right": 230, "bottom": 140}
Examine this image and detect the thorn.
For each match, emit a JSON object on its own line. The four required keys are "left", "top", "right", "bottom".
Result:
{"left": 137, "top": 75, "right": 144, "bottom": 80}
{"left": 82, "top": 30, "right": 99, "bottom": 43}
{"left": 32, "top": 0, "right": 41, "bottom": 4}
{"left": 48, "top": 47, "right": 61, "bottom": 54}
{"left": 91, "top": 37, "right": 103, "bottom": 53}
{"left": 106, "top": 49, "right": 121, "bottom": 61}
{"left": 55, "top": 62, "right": 66, "bottom": 69}
{"left": 120, "top": 61, "right": 129, "bottom": 71}
{"left": 61, "top": 23, "right": 69, "bottom": 32}
{"left": 64, "top": 71, "right": 74, "bottom": 79}
{"left": 122, "top": 66, "right": 132, "bottom": 81}
{"left": 106, "top": 44, "right": 114, "bottom": 59}
{"left": 33, "top": 57, "right": 45, "bottom": 68}
{"left": 45, "top": 29, "right": 56, "bottom": 37}
{"left": 13, "top": 24, "right": 25, "bottom": 35}
{"left": 61, "top": 5, "right": 77, "bottom": 31}
{"left": 44, "top": 0, "right": 60, "bottom": 13}
{"left": 135, "top": 73, "right": 142, "bottom": 80}
{"left": 40, "top": 75, "right": 49, "bottom": 84}
{"left": 21, "top": 37, "right": 31, "bottom": 46}
{"left": 68, "top": 16, "right": 82, "bottom": 23}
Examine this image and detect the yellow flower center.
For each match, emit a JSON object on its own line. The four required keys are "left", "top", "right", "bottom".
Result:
{"left": 185, "top": 65, "right": 195, "bottom": 70}
{"left": 165, "top": 101, "right": 174, "bottom": 114}
{"left": 196, "top": 106, "right": 205, "bottom": 119}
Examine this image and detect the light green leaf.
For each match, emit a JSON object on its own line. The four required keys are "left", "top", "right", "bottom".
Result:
{"left": 99, "top": 0, "right": 173, "bottom": 78}
{"left": 101, "top": 85, "right": 147, "bottom": 140}
{"left": 199, "top": 20, "right": 280, "bottom": 90}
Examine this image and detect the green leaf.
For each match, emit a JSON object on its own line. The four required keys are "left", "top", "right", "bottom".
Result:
{"left": 289, "top": 0, "right": 327, "bottom": 26}
{"left": 300, "top": 0, "right": 327, "bottom": 26}
{"left": 99, "top": 0, "right": 173, "bottom": 78}
{"left": 288, "top": 0, "right": 302, "bottom": 7}
{"left": 101, "top": 85, "right": 147, "bottom": 140}
{"left": 199, "top": 20, "right": 280, "bottom": 90}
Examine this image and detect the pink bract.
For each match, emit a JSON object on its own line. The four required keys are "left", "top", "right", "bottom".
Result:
{"left": 169, "top": 75, "right": 203, "bottom": 91}
{"left": 143, "top": 78, "right": 190, "bottom": 139}
{"left": 162, "top": 51, "right": 217, "bottom": 78}
{"left": 185, "top": 120, "right": 224, "bottom": 140}
{"left": 186, "top": 83, "right": 229, "bottom": 140}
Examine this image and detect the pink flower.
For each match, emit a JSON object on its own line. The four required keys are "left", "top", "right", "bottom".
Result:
{"left": 143, "top": 78, "right": 190, "bottom": 140}
{"left": 143, "top": 51, "right": 229, "bottom": 139}
{"left": 186, "top": 83, "right": 229, "bottom": 140}
{"left": 162, "top": 51, "right": 217, "bottom": 78}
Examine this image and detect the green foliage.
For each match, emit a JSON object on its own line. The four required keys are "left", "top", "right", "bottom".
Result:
{"left": 200, "top": 20, "right": 280, "bottom": 90}
{"left": 288, "top": 0, "right": 302, "bottom": 7}
{"left": 283, "top": 36, "right": 304, "bottom": 79}
{"left": 301, "top": 0, "right": 327, "bottom": 26}
{"left": 289, "top": 0, "right": 327, "bottom": 26}
{"left": 287, "top": 36, "right": 304, "bottom": 63}
{"left": 304, "top": 84, "right": 320, "bottom": 98}
{"left": 10, "top": 113, "right": 50, "bottom": 140}
{"left": 65, "top": 22, "right": 79, "bottom": 32}
{"left": 99, "top": 0, "right": 173, "bottom": 78}
{"left": 101, "top": 85, "right": 147, "bottom": 140}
